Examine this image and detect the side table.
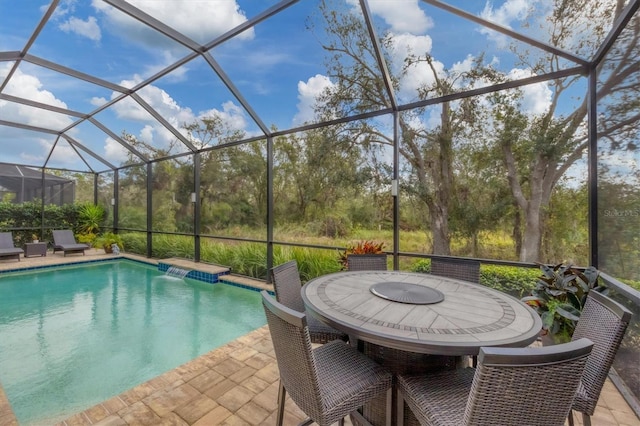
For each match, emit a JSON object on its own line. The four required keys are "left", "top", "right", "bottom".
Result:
{"left": 24, "top": 242, "right": 48, "bottom": 257}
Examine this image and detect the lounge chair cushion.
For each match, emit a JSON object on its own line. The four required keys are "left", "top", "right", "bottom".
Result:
{"left": 0, "top": 232, "right": 24, "bottom": 260}
{"left": 52, "top": 230, "right": 89, "bottom": 256}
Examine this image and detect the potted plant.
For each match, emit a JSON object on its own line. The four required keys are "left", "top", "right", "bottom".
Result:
{"left": 338, "top": 240, "right": 385, "bottom": 270}
{"left": 32, "top": 233, "right": 39, "bottom": 243}
{"left": 95, "top": 232, "right": 124, "bottom": 254}
{"left": 522, "top": 263, "right": 606, "bottom": 344}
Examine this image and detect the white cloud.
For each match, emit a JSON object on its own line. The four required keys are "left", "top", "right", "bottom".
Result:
{"left": 349, "top": 0, "right": 432, "bottom": 34}
{"left": 480, "top": 0, "right": 531, "bottom": 28}
{"left": 507, "top": 68, "right": 552, "bottom": 115}
{"left": 199, "top": 101, "right": 247, "bottom": 132}
{"left": 58, "top": 16, "right": 101, "bottom": 41}
{"left": 479, "top": 0, "right": 534, "bottom": 48}
{"left": 102, "top": 77, "right": 250, "bottom": 154}
{"left": 92, "top": 0, "right": 253, "bottom": 46}
{"left": 293, "top": 74, "right": 334, "bottom": 126}
{"left": 104, "top": 138, "right": 130, "bottom": 163}
{"left": 386, "top": 33, "right": 442, "bottom": 103}
{"left": 2, "top": 65, "right": 67, "bottom": 109}
{"left": 0, "top": 64, "right": 73, "bottom": 131}
{"left": 48, "top": 140, "right": 81, "bottom": 165}
{"left": 91, "top": 96, "right": 107, "bottom": 107}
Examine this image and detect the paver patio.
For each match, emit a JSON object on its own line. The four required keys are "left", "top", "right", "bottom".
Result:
{"left": 0, "top": 251, "right": 637, "bottom": 425}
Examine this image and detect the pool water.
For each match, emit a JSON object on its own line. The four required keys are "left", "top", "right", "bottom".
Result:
{"left": 0, "top": 260, "right": 266, "bottom": 425}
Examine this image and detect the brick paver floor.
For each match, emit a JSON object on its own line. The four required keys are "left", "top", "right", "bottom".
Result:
{"left": 0, "top": 251, "right": 637, "bottom": 425}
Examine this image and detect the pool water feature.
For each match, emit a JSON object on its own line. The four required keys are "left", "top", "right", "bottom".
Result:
{"left": 0, "top": 260, "right": 266, "bottom": 425}
{"left": 165, "top": 265, "right": 191, "bottom": 278}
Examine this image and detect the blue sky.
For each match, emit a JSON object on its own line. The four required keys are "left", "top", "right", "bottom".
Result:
{"left": 0, "top": 0, "right": 602, "bottom": 172}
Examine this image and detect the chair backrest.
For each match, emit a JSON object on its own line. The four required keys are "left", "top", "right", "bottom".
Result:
{"left": 0, "top": 232, "right": 15, "bottom": 248}
{"left": 431, "top": 257, "right": 480, "bottom": 283}
{"left": 571, "top": 290, "right": 632, "bottom": 413}
{"left": 347, "top": 254, "right": 388, "bottom": 271}
{"left": 52, "top": 229, "right": 77, "bottom": 245}
{"left": 464, "top": 338, "right": 593, "bottom": 426}
{"left": 261, "top": 291, "right": 323, "bottom": 419}
{"left": 270, "top": 260, "right": 305, "bottom": 312}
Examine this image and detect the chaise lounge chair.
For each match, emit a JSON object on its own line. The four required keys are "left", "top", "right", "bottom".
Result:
{"left": 0, "top": 232, "right": 24, "bottom": 261}
{"left": 52, "top": 230, "right": 90, "bottom": 256}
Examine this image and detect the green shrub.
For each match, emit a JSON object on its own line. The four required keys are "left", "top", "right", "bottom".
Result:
{"left": 95, "top": 232, "right": 124, "bottom": 252}
{"left": 410, "top": 259, "right": 537, "bottom": 297}
{"left": 78, "top": 203, "right": 106, "bottom": 234}
{"left": 410, "top": 259, "right": 431, "bottom": 273}
{"left": 480, "top": 264, "right": 539, "bottom": 297}
{"left": 120, "top": 232, "right": 147, "bottom": 254}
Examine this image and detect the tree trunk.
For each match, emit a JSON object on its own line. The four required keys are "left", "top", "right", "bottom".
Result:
{"left": 503, "top": 144, "right": 551, "bottom": 263}
{"left": 520, "top": 202, "right": 542, "bottom": 262}
{"left": 430, "top": 203, "right": 451, "bottom": 255}
{"left": 431, "top": 102, "right": 453, "bottom": 255}
{"left": 513, "top": 200, "right": 522, "bottom": 259}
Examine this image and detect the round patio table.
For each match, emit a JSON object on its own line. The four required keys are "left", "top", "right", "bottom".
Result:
{"left": 302, "top": 270, "right": 542, "bottom": 425}
{"left": 302, "top": 270, "right": 541, "bottom": 355}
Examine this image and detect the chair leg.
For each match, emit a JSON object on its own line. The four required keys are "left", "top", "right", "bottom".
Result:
{"left": 276, "top": 380, "right": 286, "bottom": 426}
{"left": 582, "top": 412, "right": 591, "bottom": 426}
{"left": 567, "top": 410, "right": 575, "bottom": 426}
{"left": 396, "top": 388, "right": 405, "bottom": 426}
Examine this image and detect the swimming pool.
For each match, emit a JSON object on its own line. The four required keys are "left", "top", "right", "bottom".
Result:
{"left": 0, "top": 260, "right": 266, "bottom": 425}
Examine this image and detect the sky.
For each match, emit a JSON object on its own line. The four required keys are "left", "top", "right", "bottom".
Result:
{"left": 0, "top": 0, "right": 613, "bottom": 172}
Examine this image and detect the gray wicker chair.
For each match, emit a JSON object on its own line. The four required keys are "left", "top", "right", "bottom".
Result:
{"left": 270, "top": 260, "right": 347, "bottom": 344}
{"left": 568, "top": 290, "right": 632, "bottom": 426}
{"left": 397, "top": 338, "right": 594, "bottom": 426}
{"left": 347, "top": 254, "right": 388, "bottom": 271}
{"left": 261, "top": 291, "right": 393, "bottom": 426}
{"left": 430, "top": 257, "right": 480, "bottom": 283}
{"left": 430, "top": 257, "right": 482, "bottom": 367}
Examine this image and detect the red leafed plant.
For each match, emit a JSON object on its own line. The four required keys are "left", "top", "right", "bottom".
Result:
{"left": 338, "top": 240, "right": 385, "bottom": 270}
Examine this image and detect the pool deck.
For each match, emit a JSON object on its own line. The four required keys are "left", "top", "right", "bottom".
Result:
{"left": 0, "top": 250, "right": 638, "bottom": 426}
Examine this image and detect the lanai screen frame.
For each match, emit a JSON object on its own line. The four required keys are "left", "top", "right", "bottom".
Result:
{"left": 1, "top": 0, "right": 639, "bottom": 413}
{"left": 0, "top": 0, "right": 636, "bottom": 277}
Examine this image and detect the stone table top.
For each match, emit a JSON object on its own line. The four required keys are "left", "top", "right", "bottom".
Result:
{"left": 302, "top": 270, "right": 542, "bottom": 355}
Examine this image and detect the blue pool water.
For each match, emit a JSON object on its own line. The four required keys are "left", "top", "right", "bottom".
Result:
{"left": 0, "top": 260, "right": 266, "bottom": 425}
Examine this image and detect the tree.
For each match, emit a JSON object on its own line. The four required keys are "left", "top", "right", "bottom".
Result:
{"left": 490, "top": 0, "right": 639, "bottom": 262}
{"left": 310, "top": 0, "right": 492, "bottom": 254}
{"left": 273, "top": 125, "right": 371, "bottom": 235}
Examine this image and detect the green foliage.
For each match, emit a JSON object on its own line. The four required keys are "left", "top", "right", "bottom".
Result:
{"left": 337, "top": 240, "right": 385, "bottom": 270}
{"left": 620, "top": 278, "right": 640, "bottom": 292}
{"left": 0, "top": 201, "right": 91, "bottom": 244}
{"left": 76, "top": 233, "right": 97, "bottom": 246}
{"left": 78, "top": 203, "right": 106, "bottom": 234}
{"left": 273, "top": 246, "right": 342, "bottom": 282}
{"left": 410, "top": 259, "right": 431, "bottom": 273}
{"left": 479, "top": 265, "right": 539, "bottom": 297}
{"left": 150, "top": 234, "right": 193, "bottom": 258}
{"left": 95, "top": 232, "right": 124, "bottom": 253}
{"left": 306, "top": 215, "right": 351, "bottom": 238}
{"left": 410, "top": 261, "right": 538, "bottom": 297}
{"left": 522, "top": 264, "right": 606, "bottom": 342}
{"left": 120, "top": 232, "right": 147, "bottom": 253}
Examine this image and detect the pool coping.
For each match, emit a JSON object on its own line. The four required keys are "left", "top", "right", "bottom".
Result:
{"left": 0, "top": 253, "right": 272, "bottom": 426}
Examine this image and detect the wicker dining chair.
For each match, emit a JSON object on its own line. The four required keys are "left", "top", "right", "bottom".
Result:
{"left": 430, "top": 257, "right": 480, "bottom": 283}
{"left": 430, "top": 257, "right": 482, "bottom": 367}
{"left": 568, "top": 290, "right": 632, "bottom": 426}
{"left": 261, "top": 291, "right": 393, "bottom": 426}
{"left": 397, "top": 338, "right": 594, "bottom": 426}
{"left": 270, "top": 260, "right": 347, "bottom": 344}
{"left": 347, "top": 253, "right": 388, "bottom": 271}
